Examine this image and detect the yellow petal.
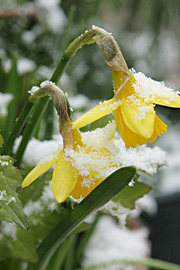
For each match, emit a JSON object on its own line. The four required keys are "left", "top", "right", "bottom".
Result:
{"left": 152, "top": 95, "right": 180, "bottom": 108}
{"left": 112, "top": 70, "right": 124, "bottom": 92}
{"left": 114, "top": 107, "right": 148, "bottom": 148}
{"left": 72, "top": 98, "right": 120, "bottom": 129}
{"left": 113, "top": 107, "right": 125, "bottom": 139}
{"left": 70, "top": 175, "right": 103, "bottom": 200}
{"left": 72, "top": 128, "right": 83, "bottom": 149}
{"left": 114, "top": 108, "right": 167, "bottom": 148}
{"left": 22, "top": 149, "right": 61, "bottom": 188}
{"left": 121, "top": 100, "right": 155, "bottom": 139}
{"left": 148, "top": 114, "right": 167, "bottom": 143}
{"left": 112, "top": 70, "right": 136, "bottom": 98}
{"left": 52, "top": 151, "right": 78, "bottom": 203}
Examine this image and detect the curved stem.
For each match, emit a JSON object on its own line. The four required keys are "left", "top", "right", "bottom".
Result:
{"left": 13, "top": 31, "right": 97, "bottom": 165}
{"left": 3, "top": 25, "right": 124, "bottom": 163}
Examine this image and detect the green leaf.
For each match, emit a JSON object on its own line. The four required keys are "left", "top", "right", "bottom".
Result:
{"left": 4, "top": 54, "right": 18, "bottom": 138}
{"left": 12, "top": 209, "right": 63, "bottom": 262}
{"left": 0, "top": 207, "right": 63, "bottom": 263}
{"left": 0, "top": 155, "right": 28, "bottom": 230}
{"left": 73, "top": 222, "right": 92, "bottom": 234}
{"left": 112, "top": 175, "right": 151, "bottom": 210}
{"left": 32, "top": 166, "right": 136, "bottom": 270}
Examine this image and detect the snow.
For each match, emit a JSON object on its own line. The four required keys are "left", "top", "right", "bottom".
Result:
{"left": 69, "top": 94, "right": 90, "bottom": 110}
{"left": 152, "top": 124, "right": 180, "bottom": 195}
{"left": 81, "top": 121, "right": 116, "bottom": 149}
{"left": 100, "top": 201, "right": 131, "bottom": 228}
{"left": 13, "top": 136, "right": 63, "bottom": 167}
{"left": 17, "top": 58, "right": 36, "bottom": 75}
{"left": 23, "top": 181, "right": 59, "bottom": 225}
{"left": 28, "top": 80, "right": 55, "bottom": 95}
{"left": 0, "top": 160, "right": 9, "bottom": 166}
{"left": 114, "top": 137, "right": 167, "bottom": 175}
{"left": 1, "top": 221, "right": 17, "bottom": 240}
{"left": 0, "top": 93, "right": 13, "bottom": 116}
{"left": 41, "top": 181, "right": 58, "bottom": 211}
{"left": 36, "top": 0, "right": 66, "bottom": 33}
{"left": 64, "top": 122, "right": 117, "bottom": 181}
{"left": 82, "top": 215, "right": 150, "bottom": 270}
{"left": 132, "top": 70, "right": 180, "bottom": 103}
{"left": 37, "top": 65, "right": 53, "bottom": 79}
{"left": 24, "top": 200, "right": 43, "bottom": 217}
{"left": 40, "top": 80, "right": 55, "bottom": 88}
{"left": 2, "top": 58, "right": 35, "bottom": 74}
{"left": 0, "top": 190, "right": 16, "bottom": 205}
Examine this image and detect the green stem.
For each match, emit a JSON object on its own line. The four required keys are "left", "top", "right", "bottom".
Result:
{"left": 2, "top": 25, "right": 110, "bottom": 162}
{"left": 14, "top": 30, "right": 97, "bottom": 165}
{"left": 4, "top": 53, "right": 18, "bottom": 138}
{"left": 0, "top": 101, "right": 34, "bottom": 156}
{"left": 81, "top": 258, "right": 180, "bottom": 270}
{"left": 50, "top": 30, "right": 96, "bottom": 84}
{"left": 14, "top": 98, "right": 49, "bottom": 167}
{"left": 46, "top": 236, "right": 75, "bottom": 270}
{"left": 44, "top": 5, "right": 76, "bottom": 140}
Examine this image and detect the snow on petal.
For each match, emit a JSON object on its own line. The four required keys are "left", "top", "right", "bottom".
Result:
{"left": 132, "top": 71, "right": 180, "bottom": 105}
{"left": 81, "top": 120, "right": 117, "bottom": 149}
{"left": 121, "top": 99, "right": 155, "bottom": 139}
{"left": 22, "top": 149, "right": 60, "bottom": 187}
{"left": 151, "top": 95, "right": 180, "bottom": 108}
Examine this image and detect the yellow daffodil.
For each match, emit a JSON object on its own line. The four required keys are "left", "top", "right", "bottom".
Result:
{"left": 22, "top": 122, "right": 117, "bottom": 203}
{"left": 72, "top": 69, "right": 180, "bottom": 148}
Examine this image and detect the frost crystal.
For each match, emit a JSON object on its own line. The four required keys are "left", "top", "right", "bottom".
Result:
{"left": 28, "top": 86, "right": 39, "bottom": 95}
{"left": 40, "top": 80, "right": 55, "bottom": 88}
{"left": 64, "top": 121, "right": 117, "bottom": 181}
{"left": 100, "top": 201, "right": 131, "bottom": 228}
{"left": 0, "top": 190, "right": 16, "bottom": 205}
{"left": 0, "top": 160, "right": 9, "bottom": 166}
{"left": 28, "top": 80, "right": 55, "bottom": 95}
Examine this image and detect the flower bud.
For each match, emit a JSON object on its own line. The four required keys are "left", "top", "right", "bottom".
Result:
{"left": 28, "top": 81, "right": 73, "bottom": 149}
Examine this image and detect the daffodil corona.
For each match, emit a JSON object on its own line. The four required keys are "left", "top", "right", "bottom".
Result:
{"left": 22, "top": 121, "right": 117, "bottom": 203}
{"left": 73, "top": 69, "right": 180, "bottom": 148}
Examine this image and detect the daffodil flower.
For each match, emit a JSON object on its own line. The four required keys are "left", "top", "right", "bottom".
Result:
{"left": 72, "top": 69, "right": 180, "bottom": 148}
{"left": 22, "top": 122, "right": 117, "bottom": 203}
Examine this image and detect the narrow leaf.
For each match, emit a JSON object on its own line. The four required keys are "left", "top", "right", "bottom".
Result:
{"left": 0, "top": 155, "right": 28, "bottom": 230}
{"left": 80, "top": 258, "right": 180, "bottom": 270}
{"left": 0, "top": 133, "right": 3, "bottom": 146}
{"left": 35, "top": 166, "right": 136, "bottom": 270}
{"left": 4, "top": 54, "right": 18, "bottom": 138}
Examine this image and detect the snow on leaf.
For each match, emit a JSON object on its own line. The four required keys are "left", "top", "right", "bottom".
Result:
{"left": 0, "top": 155, "right": 28, "bottom": 230}
{"left": 112, "top": 175, "right": 151, "bottom": 210}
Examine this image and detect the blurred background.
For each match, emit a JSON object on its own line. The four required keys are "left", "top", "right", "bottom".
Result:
{"left": 1, "top": 0, "right": 180, "bottom": 268}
